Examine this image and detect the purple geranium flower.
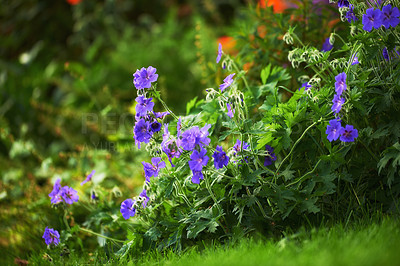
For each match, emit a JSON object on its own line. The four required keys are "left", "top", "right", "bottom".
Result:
{"left": 133, "top": 66, "right": 158, "bottom": 90}
{"left": 383, "top": 47, "right": 390, "bottom": 61}
{"left": 349, "top": 53, "right": 359, "bottom": 65}
{"left": 61, "top": 186, "right": 79, "bottom": 204}
{"left": 233, "top": 139, "right": 250, "bottom": 155}
{"left": 337, "top": 0, "right": 349, "bottom": 8}
{"left": 49, "top": 178, "right": 62, "bottom": 204}
{"left": 339, "top": 125, "right": 358, "bottom": 142}
{"left": 264, "top": 145, "right": 277, "bottom": 166}
{"left": 227, "top": 103, "right": 235, "bottom": 118}
{"left": 135, "top": 96, "right": 155, "bottom": 117}
{"left": 120, "top": 199, "right": 136, "bottom": 220}
{"left": 321, "top": 37, "right": 333, "bottom": 52}
{"left": 345, "top": 4, "right": 358, "bottom": 23}
{"left": 43, "top": 227, "right": 60, "bottom": 246}
{"left": 189, "top": 148, "right": 209, "bottom": 172}
{"left": 142, "top": 157, "right": 166, "bottom": 183}
{"left": 382, "top": 4, "right": 400, "bottom": 29}
{"left": 81, "top": 170, "right": 95, "bottom": 186}
{"left": 150, "top": 121, "right": 162, "bottom": 133}
{"left": 139, "top": 189, "right": 150, "bottom": 208}
{"left": 212, "top": 145, "right": 230, "bottom": 169}
{"left": 325, "top": 119, "right": 343, "bottom": 142}
{"left": 181, "top": 124, "right": 211, "bottom": 151}
{"left": 299, "top": 82, "right": 312, "bottom": 91}
{"left": 216, "top": 43, "right": 223, "bottom": 64}
{"left": 191, "top": 170, "right": 204, "bottom": 184}
{"left": 362, "top": 8, "right": 383, "bottom": 32}
{"left": 332, "top": 94, "right": 345, "bottom": 114}
{"left": 219, "top": 73, "right": 235, "bottom": 92}
{"left": 134, "top": 118, "right": 153, "bottom": 145}
{"left": 335, "top": 72, "right": 347, "bottom": 95}
{"left": 161, "top": 124, "right": 182, "bottom": 167}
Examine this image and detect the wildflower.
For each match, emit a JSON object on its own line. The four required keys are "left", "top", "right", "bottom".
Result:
{"left": 135, "top": 96, "right": 155, "bottom": 117}
{"left": 213, "top": 146, "right": 230, "bottom": 169}
{"left": 81, "top": 170, "right": 95, "bottom": 186}
{"left": 362, "top": 8, "right": 383, "bottom": 32}
{"left": 181, "top": 124, "right": 211, "bottom": 151}
{"left": 299, "top": 82, "right": 312, "bottom": 91}
{"left": 61, "top": 186, "right": 79, "bottom": 204}
{"left": 331, "top": 94, "right": 345, "bottom": 114}
{"left": 339, "top": 125, "right": 358, "bottom": 142}
{"left": 150, "top": 121, "right": 162, "bottom": 133}
{"left": 216, "top": 43, "right": 223, "bottom": 64}
{"left": 154, "top": 111, "right": 170, "bottom": 119}
{"left": 133, "top": 66, "right": 158, "bottom": 90}
{"left": 120, "top": 199, "right": 136, "bottom": 220}
{"left": 189, "top": 148, "right": 209, "bottom": 172}
{"left": 227, "top": 103, "right": 235, "bottom": 118}
{"left": 161, "top": 124, "right": 182, "bottom": 167}
{"left": 325, "top": 119, "right": 343, "bottom": 142}
{"left": 337, "top": 0, "right": 349, "bottom": 8}
{"left": 133, "top": 118, "right": 153, "bottom": 145}
{"left": 219, "top": 73, "right": 235, "bottom": 92}
{"left": 191, "top": 170, "right": 204, "bottom": 184}
{"left": 321, "top": 37, "right": 333, "bottom": 52}
{"left": 345, "top": 4, "right": 358, "bottom": 23}
{"left": 349, "top": 53, "right": 359, "bottom": 65}
{"left": 43, "top": 227, "right": 60, "bottom": 246}
{"left": 334, "top": 72, "right": 347, "bottom": 95}
{"left": 48, "top": 179, "right": 62, "bottom": 204}
{"left": 383, "top": 47, "right": 390, "bottom": 61}
{"left": 382, "top": 4, "right": 400, "bottom": 29}
{"left": 142, "top": 157, "right": 166, "bottom": 182}
{"left": 264, "top": 145, "right": 277, "bottom": 166}
{"left": 66, "top": 0, "right": 81, "bottom": 5}
{"left": 139, "top": 189, "right": 150, "bottom": 208}
{"left": 233, "top": 139, "right": 250, "bottom": 155}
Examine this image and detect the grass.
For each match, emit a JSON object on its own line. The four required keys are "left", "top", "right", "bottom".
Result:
{"left": 22, "top": 216, "right": 400, "bottom": 265}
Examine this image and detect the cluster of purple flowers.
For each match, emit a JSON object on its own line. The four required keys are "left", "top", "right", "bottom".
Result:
{"left": 331, "top": 72, "right": 347, "bottom": 114}
{"left": 362, "top": 4, "right": 400, "bottom": 32}
{"left": 345, "top": 4, "right": 358, "bottom": 23}
{"left": 43, "top": 227, "right": 60, "bottom": 246}
{"left": 48, "top": 178, "right": 79, "bottom": 205}
{"left": 326, "top": 119, "right": 358, "bottom": 143}
{"left": 133, "top": 66, "right": 158, "bottom": 90}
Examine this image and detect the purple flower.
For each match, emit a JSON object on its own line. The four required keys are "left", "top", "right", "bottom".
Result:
{"left": 216, "top": 43, "right": 223, "bottom": 64}
{"left": 383, "top": 47, "right": 390, "bottom": 61}
{"left": 212, "top": 145, "right": 230, "bottom": 169}
{"left": 161, "top": 124, "right": 182, "bottom": 167}
{"left": 49, "top": 179, "right": 62, "bottom": 204}
{"left": 135, "top": 96, "right": 155, "bottom": 117}
{"left": 337, "top": 0, "right": 349, "bottom": 8}
{"left": 382, "top": 4, "right": 400, "bottom": 29}
{"left": 180, "top": 124, "right": 211, "bottom": 151}
{"left": 61, "top": 186, "right": 79, "bottom": 204}
{"left": 299, "top": 82, "right": 312, "bottom": 91}
{"left": 335, "top": 72, "right": 347, "bottom": 95}
{"left": 154, "top": 111, "right": 170, "bottom": 119}
{"left": 325, "top": 119, "right": 343, "bottom": 142}
{"left": 81, "top": 170, "right": 95, "bottom": 186}
{"left": 233, "top": 139, "right": 250, "bottom": 155}
{"left": 43, "top": 227, "right": 60, "bottom": 246}
{"left": 219, "top": 73, "right": 235, "bottom": 92}
{"left": 189, "top": 148, "right": 209, "bottom": 172}
{"left": 133, "top": 66, "right": 158, "bottom": 90}
{"left": 227, "top": 103, "right": 235, "bottom": 118}
{"left": 264, "top": 145, "right": 277, "bottom": 166}
{"left": 120, "top": 199, "right": 136, "bottom": 220}
{"left": 321, "top": 37, "right": 333, "bottom": 52}
{"left": 142, "top": 157, "right": 166, "bottom": 182}
{"left": 150, "top": 121, "right": 162, "bottom": 133}
{"left": 345, "top": 4, "right": 358, "bottom": 23}
{"left": 350, "top": 53, "right": 359, "bottom": 65}
{"left": 139, "top": 189, "right": 150, "bottom": 208}
{"left": 134, "top": 118, "right": 153, "bottom": 145}
{"left": 191, "top": 170, "right": 204, "bottom": 184}
{"left": 339, "top": 125, "right": 358, "bottom": 142}
{"left": 331, "top": 94, "right": 345, "bottom": 114}
{"left": 362, "top": 8, "right": 383, "bottom": 32}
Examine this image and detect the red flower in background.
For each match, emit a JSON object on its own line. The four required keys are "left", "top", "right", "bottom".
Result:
{"left": 217, "top": 36, "right": 237, "bottom": 55}
{"left": 258, "top": 0, "right": 296, "bottom": 13}
{"left": 67, "top": 0, "right": 82, "bottom": 5}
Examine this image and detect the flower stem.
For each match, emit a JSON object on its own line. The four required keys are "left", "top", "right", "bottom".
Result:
{"left": 79, "top": 227, "right": 125, "bottom": 243}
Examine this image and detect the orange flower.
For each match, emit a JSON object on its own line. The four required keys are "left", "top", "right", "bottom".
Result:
{"left": 67, "top": 0, "right": 82, "bottom": 5}
{"left": 258, "top": 0, "right": 294, "bottom": 14}
{"left": 217, "top": 36, "right": 237, "bottom": 55}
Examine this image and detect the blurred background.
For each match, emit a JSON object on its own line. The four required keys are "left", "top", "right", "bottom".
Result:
{"left": 0, "top": 0, "right": 250, "bottom": 258}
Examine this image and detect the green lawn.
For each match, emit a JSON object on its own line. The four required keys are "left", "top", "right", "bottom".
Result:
{"left": 26, "top": 217, "right": 400, "bottom": 265}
